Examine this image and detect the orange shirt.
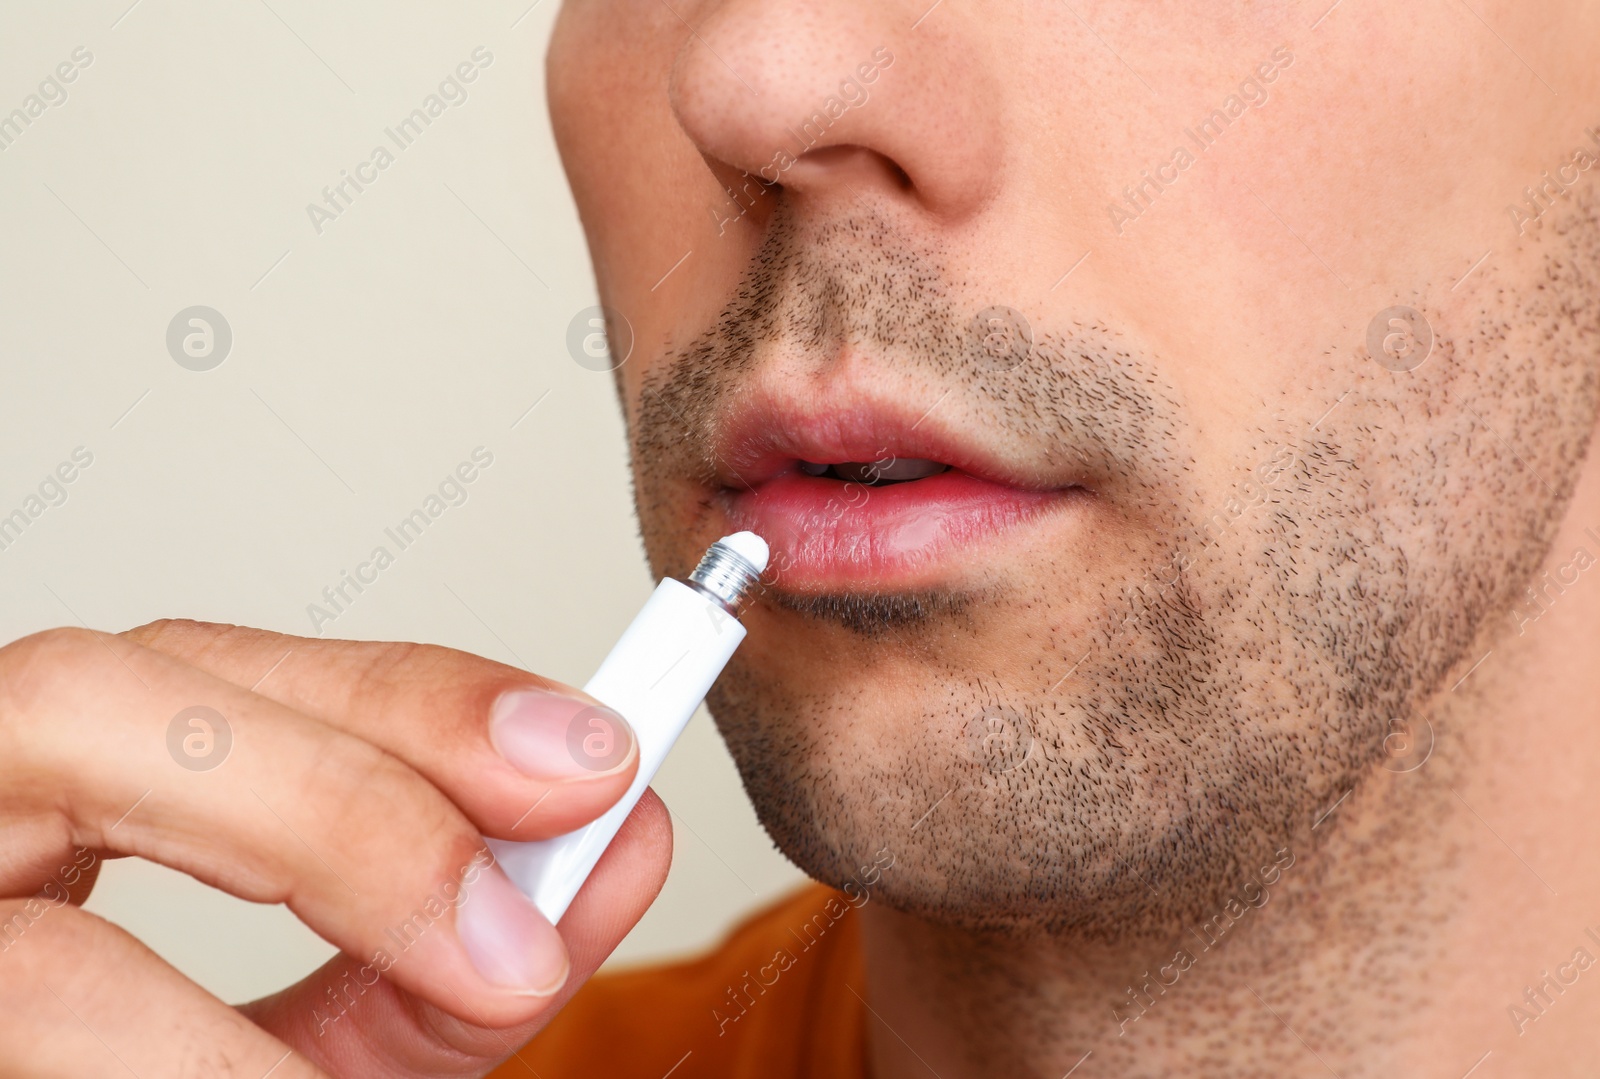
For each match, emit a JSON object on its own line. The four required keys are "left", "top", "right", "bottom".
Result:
{"left": 492, "top": 884, "right": 868, "bottom": 1079}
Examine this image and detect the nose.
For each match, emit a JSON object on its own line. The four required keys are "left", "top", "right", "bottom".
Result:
{"left": 668, "top": 1, "right": 1002, "bottom": 220}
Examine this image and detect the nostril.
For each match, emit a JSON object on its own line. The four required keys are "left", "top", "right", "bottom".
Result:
{"left": 780, "top": 144, "right": 912, "bottom": 198}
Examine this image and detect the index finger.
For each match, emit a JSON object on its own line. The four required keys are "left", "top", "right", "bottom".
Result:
{"left": 121, "top": 620, "right": 638, "bottom": 841}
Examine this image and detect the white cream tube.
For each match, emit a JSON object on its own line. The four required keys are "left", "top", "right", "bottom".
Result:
{"left": 488, "top": 532, "right": 768, "bottom": 923}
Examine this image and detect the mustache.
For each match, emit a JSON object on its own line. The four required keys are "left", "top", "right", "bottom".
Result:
{"left": 632, "top": 201, "right": 1189, "bottom": 510}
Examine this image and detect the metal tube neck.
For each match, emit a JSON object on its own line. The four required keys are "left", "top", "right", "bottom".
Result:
{"left": 687, "top": 540, "right": 763, "bottom": 615}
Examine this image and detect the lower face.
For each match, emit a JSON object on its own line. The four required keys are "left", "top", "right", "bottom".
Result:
{"left": 628, "top": 197, "right": 1599, "bottom": 936}
{"left": 551, "top": 2, "right": 1600, "bottom": 935}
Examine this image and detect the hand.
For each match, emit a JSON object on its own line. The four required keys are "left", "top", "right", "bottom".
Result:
{"left": 0, "top": 620, "right": 672, "bottom": 1077}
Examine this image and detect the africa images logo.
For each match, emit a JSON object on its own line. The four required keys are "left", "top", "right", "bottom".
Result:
{"left": 305, "top": 47, "right": 493, "bottom": 235}
{"left": 1107, "top": 45, "right": 1294, "bottom": 235}
{"left": 1506, "top": 123, "right": 1600, "bottom": 236}
{"left": 709, "top": 46, "right": 895, "bottom": 236}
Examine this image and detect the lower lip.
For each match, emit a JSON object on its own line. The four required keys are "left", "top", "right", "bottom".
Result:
{"left": 718, "top": 470, "right": 1072, "bottom": 588}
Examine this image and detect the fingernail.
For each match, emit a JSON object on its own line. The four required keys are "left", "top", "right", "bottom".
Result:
{"left": 457, "top": 865, "right": 571, "bottom": 996}
{"left": 489, "top": 688, "right": 635, "bottom": 780}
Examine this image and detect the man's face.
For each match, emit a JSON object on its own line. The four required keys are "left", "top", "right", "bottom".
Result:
{"left": 547, "top": 1, "right": 1600, "bottom": 934}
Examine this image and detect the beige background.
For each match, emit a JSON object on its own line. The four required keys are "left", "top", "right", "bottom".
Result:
{"left": 0, "top": 0, "right": 803, "bottom": 1004}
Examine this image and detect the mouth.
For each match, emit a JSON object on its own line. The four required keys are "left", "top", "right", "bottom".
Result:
{"left": 709, "top": 388, "right": 1090, "bottom": 591}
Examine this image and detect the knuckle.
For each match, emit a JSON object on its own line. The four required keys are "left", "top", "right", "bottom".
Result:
{"left": 0, "top": 899, "right": 101, "bottom": 989}
{"left": 120, "top": 616, "right": 213, "bottom": 648}
{"left": 5, "top": 624, "right": 99, "bottom": 665}
{"left": 122, "top": 618, "right": 272, "bottom": 667}
{"left": 352, "top": 638, "right": 441, "bottom": 686}
{"left": 354, "top": 640, "right": 471, "bottom": 692}
{"left": 0, "top": 627, "right": 111, "bottom": 715}
{"left": 346, "top": 640, "right": 518, "bottom": 728}
{"left": 300, "top": 640, "right": 442, "bottom": 727}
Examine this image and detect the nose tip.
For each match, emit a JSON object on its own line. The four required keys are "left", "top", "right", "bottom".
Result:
{"left": 668, "top": 3, "right": 1001, "bottom": 220}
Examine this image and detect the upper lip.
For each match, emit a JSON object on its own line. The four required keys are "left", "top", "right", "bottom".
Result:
{"left": 710, "top": 366, "right": 1087, "bottom": 494}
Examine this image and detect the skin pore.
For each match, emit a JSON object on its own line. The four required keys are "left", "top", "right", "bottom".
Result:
{"left": 548, "top": 1, "right": 1600, "bottom": 1075}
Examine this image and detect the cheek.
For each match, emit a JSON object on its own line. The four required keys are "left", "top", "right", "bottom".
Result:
{"left": 1068, "top": 8, "right": 1571, "bottom": 464}
{"left": 550, "top": 3, "right": 753, "bottom": 398}
{"left": 548, "top": 1, "right": 687, "bottom": 278}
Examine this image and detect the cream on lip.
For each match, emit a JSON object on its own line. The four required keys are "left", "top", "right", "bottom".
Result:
{"left": 720, "top": 470, "right": 1076, "bottom": 590}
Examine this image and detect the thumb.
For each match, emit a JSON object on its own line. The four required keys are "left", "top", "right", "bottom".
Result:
{"left": 240, "top": 791, "right": 673, "bottom": 1077}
